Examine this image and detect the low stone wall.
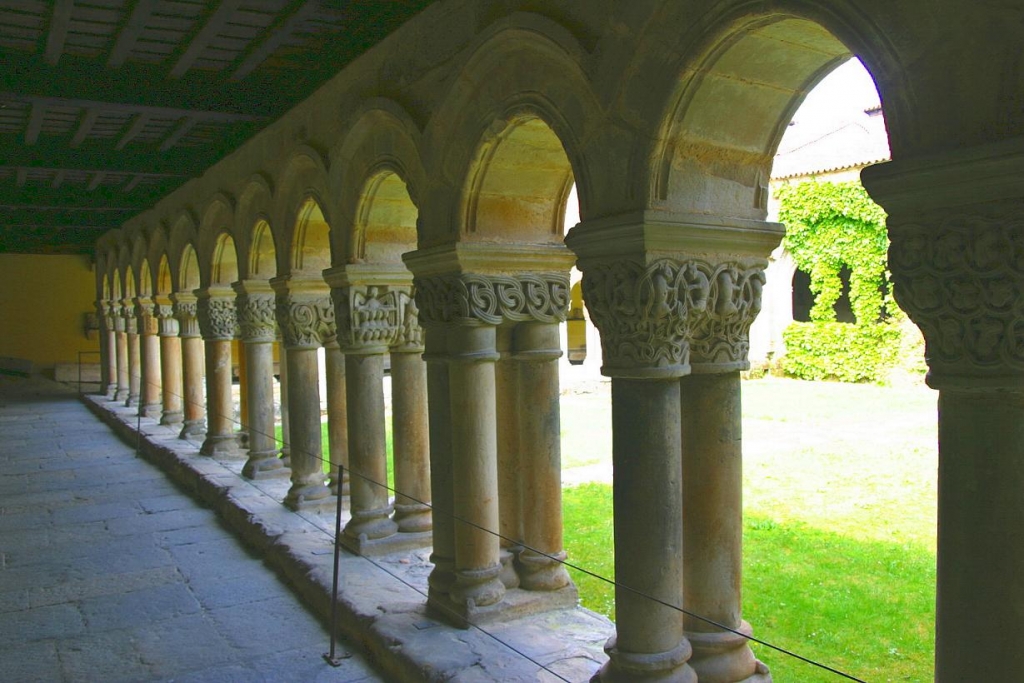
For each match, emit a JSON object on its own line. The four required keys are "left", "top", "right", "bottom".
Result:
{"left": 82, "top": 392, "right": 611, "bottom": 682}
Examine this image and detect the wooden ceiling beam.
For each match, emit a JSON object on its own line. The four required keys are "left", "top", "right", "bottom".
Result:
{"left": 159, "top": 116, "right": 197, "bottom": 152}
{"left": 115, "top": 112, "right": 152, "bottom": 150}
{"left": 44, "top": 0, "right": 74, "bottom": 65}
{"left": 107, "top": 0, "right": 158, "bottom": 68}
{"left": 25, "top": 100, "right": 46, "bottom": 144}
{"left": 0, "top": 93, "right": 265, "bottom": 124}
{"left": 230, "top": 0, "right": 319, "bottom": 81}
{"left": 87, "top": 172, "right": 107, "bottom": 191}
{"left": 70, "top": 108, "right": 100, "bottom": 148}
{"left": 170, "top": 0, "right": 246, "bottom": 79}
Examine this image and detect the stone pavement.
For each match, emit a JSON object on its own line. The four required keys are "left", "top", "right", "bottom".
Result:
{"left": 0, "top": 375, "right": 381, "bottom": 683}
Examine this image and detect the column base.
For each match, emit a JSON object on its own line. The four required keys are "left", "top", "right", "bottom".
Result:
{"left": 686, "top": 623, "right": 771, "bottom": 683}
{"left": 125, "top": 393, "right": 140, "bottom": 408}
{"left": 339, "top": 528, "right": 432, "bottom": 557}
{"left": 160, "top": 410, "right": 184, "bottom": 426}
{"left": 499, "top": 548, "right": 521, "bottom": 589}
{"left": 342, "top": 505, "right": 399, "bottom": 547}
{"left": 141, "top": 402, "right": 162, "bottom": 420}
{"left": 242, "top": 450, "right": 288, "bottom": 480}
{"left": 428, "top": 583, "right": 580, "bottom": 630}
{"left": 179, "top": 419, "right": 205, "bottom": 439}
{"left": 200, "top": 433, "right": 242, "bottom": 457}
{"left": 328, "top": 474, "right": 349, "bottom": 497}
{"left": 394, "top": 502, "right": 432, "bottom": 533}
{"left": 593, "top": 636, "right": 697, "bottom": 683}
{"left": 427, "top": 553, "right": 456, "bottom": 605}
{"left": 114, "top": 389, "right": 128, "bottom": 402}
{"left": 517, "top": 548, "right": 572, "bottom": 591}
{"left": 283, "top": 482, "right": 333, "bottom": 511}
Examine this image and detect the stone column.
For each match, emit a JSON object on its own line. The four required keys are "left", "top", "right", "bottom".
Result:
{"left": 512, "top": 322, "right": 571, "bottom": 592}
{"left": 277, "top": 339, "right": 290, "bottom": 466}
{"left": 114, "top": 302, "right": 129, "bottom": 402}
{"left": 323, "top": 339, "right": 349, "bottom": 494}
{"left": 391, "top": 291, "right": 432, "bottom": 534}
{"left": 135, "top": 297, "right": 162, "bottom": 419}
{"left": 235, "top": 281, "right": 284, "bottom": 479}
{"left": 682, "top": 263, "right": 772, "bottom": 683}
{"left": 155, "top": 300, "right": 183, "bottom": 426}
{"left": 235, "top": 339, "right": 249, "bottom": 448}
{"left": 99, "top": 300, "right": 118, "bottom": 398}
{"left": 124, "top": 298, "right": 141, "bottom": 407}
{"left": 862, "top": 147, "right": 1024, "bottom": 682}
{"left": 196, "top": 288, "right": 239, "bottom": 457}
{"left": 273, "top": 277, "right": 333, "bottom": 510}
{"left": 423, "top": 325, "right": 457, "bottom": 609}
{"left": 495, "top": 327, "right": 523, "bottom": 589}
{"left": 172, "top": 293, "right": 205, "bottom": 438}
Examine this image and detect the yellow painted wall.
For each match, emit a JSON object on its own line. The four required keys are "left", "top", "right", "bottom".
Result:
{"left": 0, "top": 254, "right": 98, "bottom": 370}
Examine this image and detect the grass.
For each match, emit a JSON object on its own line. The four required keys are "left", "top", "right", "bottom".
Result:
{"left": 560, "top": 376, "right": 938, "bottom": 682}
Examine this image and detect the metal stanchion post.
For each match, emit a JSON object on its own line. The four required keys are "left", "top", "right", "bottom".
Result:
{"left": 324, "top": 463, "right": 352, "bottom": 666}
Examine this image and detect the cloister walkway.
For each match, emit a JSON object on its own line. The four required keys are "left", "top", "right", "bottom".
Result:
{"left": 0, "top": 375, "right": 381, "bottom": 683}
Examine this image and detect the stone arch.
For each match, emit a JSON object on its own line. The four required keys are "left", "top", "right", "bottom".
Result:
{"left": 209, "top": 233, "right": 240, "bottom": 286}
{"left": 249, "top": 220, "right": 278, "bottom": 279}
{"left": 167, "top": 210, "right": 200, "bottom": 294}
{"left": 156, "top": 254, "right": 173, "bottom": 296}
{"left": 635, "top": 5, "right": 907, "bottom": 217}
{"left": 131, "top": 233, "right": 152, "bottom": 297}
{"left": 146, "top": 225, "right": 171, "bottom": 295}
{"left": 271, "top": 146, "right": 333, "bottom": 277}
{"left": 424, "top": 15, "right": 606, "bottom": 240}
{"left": 328, "top": 101, "right": 426, "bottom": 262}
{"left": 197, "top": 193, "right": 237, "bottom": 287}
{"left": 179, "top": 244, "right": 201, "bottom": 292}
{"left": 235, "top": 173, "right": 275, "bottom": 280}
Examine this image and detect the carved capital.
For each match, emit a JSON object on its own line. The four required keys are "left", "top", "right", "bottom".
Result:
{"left": 134, "top": 299, "right": 158, "bottom": 336}
{"left": 332, "top": 285, "right": 404, "bottom": 354}
{"left": 888, "top": 203, "right": 1024, "bottom": 389}
{"left": 236, "top": 292, "right": 277, "bottom": 343}
{"left": 688, "top": 260, "right": 767, "bottom": 371}
{"left": 413, "top": 273, "right": 569, "bottom": 328}
{"left": 122, "top": 300, "right": 138, "bottom": 335}
{"left": 98, "top": 300, "right": 116, "bottom": 332}
{"left": 172, "top": 300, "right": 200, "bottom": 338}
{"left": 155, "top": 304, "right": 179, "bottom": 337}
{"left": 196, "top": 297, "right": 237, "bottom": 341}
{"left": 275, "top": 294, "right": 335, "bottom": 349}
{"left": 580, "top": 259, "right": 711, "bottom": 378}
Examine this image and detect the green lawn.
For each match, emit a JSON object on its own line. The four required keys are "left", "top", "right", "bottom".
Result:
{"left": 561, "top": 377, "right": 938, "bottom": 682}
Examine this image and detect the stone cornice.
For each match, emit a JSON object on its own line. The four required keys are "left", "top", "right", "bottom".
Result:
{"left": 403, "top": 242, "right": 576, "bottom": 279}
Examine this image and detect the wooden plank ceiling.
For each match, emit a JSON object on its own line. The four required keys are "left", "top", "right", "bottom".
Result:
{"left": 0, "top": 0, "right": 433, "bottom": 254}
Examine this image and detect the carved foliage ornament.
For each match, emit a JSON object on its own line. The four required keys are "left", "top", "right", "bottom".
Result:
{"left": 276, "top": 295, "right": 335, "bottom": 349}
{"left": 173, "top": 300, "right": 200, "bottom": 338}
{"left": 888, "top": 211, "right": 1024, "bottom": 376}
{"left": 155, "top": 304, "right": 179, "bottom": 337}
{"left": 197, "top": 297, "right": 237, "bottom": 341}
{"left": 236, "top": 293, "right": 277, "bottom": 343}
{"left": 413, "top": 273, "right": 569, "bottom": 327}
{"left": 135, "top": 301, "right": 158, "bottom": 336}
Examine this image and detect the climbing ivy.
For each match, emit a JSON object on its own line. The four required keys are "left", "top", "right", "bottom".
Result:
{"left": 774, "top": 180, "right": 908, "bottom": 383}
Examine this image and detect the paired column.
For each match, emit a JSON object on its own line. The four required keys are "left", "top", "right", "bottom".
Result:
{"left": 172, "top": 293, "right": 205, "bottom": 438}
{"left": 325, "top": 266, "right": 431, "bottom": 554}
{"left": 406, "top": 245, "right": 576, "bottom": 624}
{"left": 862, "top": 147, "right": 1024, "bottom": 681}
{"left": 123, "top": 297, "right": 141, "bottom": 407}
{"left": 196, "top": 288, "right": 240, "bottom": 457}
{"left": 155, "top": 300, "right": 184, "bottom": 426}
{"left": 235, "top": 281, "right": 285, "bottom": 479}
{"left": 273, "top": 277, "right": 333, "bottom": 510}
{"left": 135, "top": 297, "right": 162, "bottom": 419}
{"left": 567, "top": 215, "right": 779, "bottom": 683}
{"left": 98, "top": 300, "right": 118, "bottom": 398}
{"left": 113, "top": 302, "right": 129, "bottom": 402}
{"left": 323, "top": 339, "right": 349, "bottom": 494}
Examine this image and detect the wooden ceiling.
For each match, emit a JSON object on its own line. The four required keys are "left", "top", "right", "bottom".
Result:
{"left": 0, "top": 0, "right": 433, "bottom": 255}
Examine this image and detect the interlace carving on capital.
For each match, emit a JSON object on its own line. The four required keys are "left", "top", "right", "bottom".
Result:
{"left": 172, "top": 300, "right": 200, "bottom": 338}
{"left": 197, "top": 297, "right": 237, "bottom": 341}
{"left": 236, "top": 293, "right": 277, "bottom": 343}
{"left": 581, "top": 259, "right": 710, "bottom": 371}
{"left": 889, "top": 214, "right": 1024, "bottom": 371}
{"left": 413, "top": 273, "right": 570, "bottom": 327}
{"left": 689, "top": 262, "right": 766, "bottom": 366}
{"left": 275, "top": 295, "right": 335, "bottom": 349}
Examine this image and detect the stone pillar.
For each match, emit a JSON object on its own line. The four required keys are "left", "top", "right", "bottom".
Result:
{"left": 114, "top": 302, "right": 129, "bottom": 402}
{"left": 172, "top": 293, "right": 205, "bottom": 438}
{"left": 124, "top": 298, "right": 141, "bottom": 407}
{"left": 155, "top": 300, "right": 184, "bottom": 426}
{"left": 135, "top": 297, "right": 162, "bottom": 419}
{"left": 423, "top": 325, "right": 457, "bottom": 609}
{"left": 407, "top": 248, "right": 576, "bottom": 624}
{"left": 196, "top": 288, "right": 239, "bottom": 457}
{"left": 323, "top": 340, "right": 349, "bottom": 494}
{"left": 235, "top": 281, "right": 284, "bottom": 479}
{"left": 512, "top": 322, "right": 571, "bottom": 592}
{"left": 682, "top": 263, "right": 772, "bottom": 683}
{"left": 235, "top": 339, "right": 249, "bottom": 447}
{"left": 273, "top": 277, "right": 333, "bottom": 510}
{"left": 99, "top": 300, "right": 118, "bottom": 398}
{"left": 862, "top": 146, "right": 1024, "bottom": 682}
{"left": 495, "top": 327, "right": 523, "bottom": 589}
{"left": 277, "top": 339, "right": 290, "bottom": 466}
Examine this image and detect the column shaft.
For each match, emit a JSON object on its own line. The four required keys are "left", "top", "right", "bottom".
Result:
{"left": 495, "top": 350, "right": 522, "bottom": 589}
{"left": 425, "top": 327, "right": 456, "bottom": 605}
{"left": 283, "top": 347, "right": 330, "bottom": 509}
{"left": 343, "top": 353, "right": 397, "bottom": 541}
{"left": 200, "top": 340, "right": 238, "bottom": 456}
{"left": 278, "top": 342, "right": 290, "bottom": 466}
{"left": 447, "top": 325, "right": 505, "bottom": 610}
{"left": 242, "top": 341, "right": 283, "bottom": 478}
{"left": 180, "top": 337, "right": 205, "bottom": 437}
{"left": 935, "top": 390, "right": 1024, "bottom": 680}
{"left": 596, "top": 378, "right": 694, "bottom": 683}
{"left": 140, "top": 329, "right": 162, "bottom": 418}
{"left": 391, "top": 351, "right": 432, "bottom": 532}
{"left": 159, "top": 335, "right": 183, "bottom": 425}
{"left": 104, "top": 326, "right": 118, "bottom": 398}
{"left": 126, "top": 331, "right": 141, "bottom": 406}
{"left": 680, "top": 372, "right": 765, "bottom": 682}
{"left": 514, "top": 322, "right": 569, "bottom": 591}
{"left": 115, "top": 330, "right": 129, "bottom": 402}
{"left": 324, "top": 342, "right": 349, "bottom": 494}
